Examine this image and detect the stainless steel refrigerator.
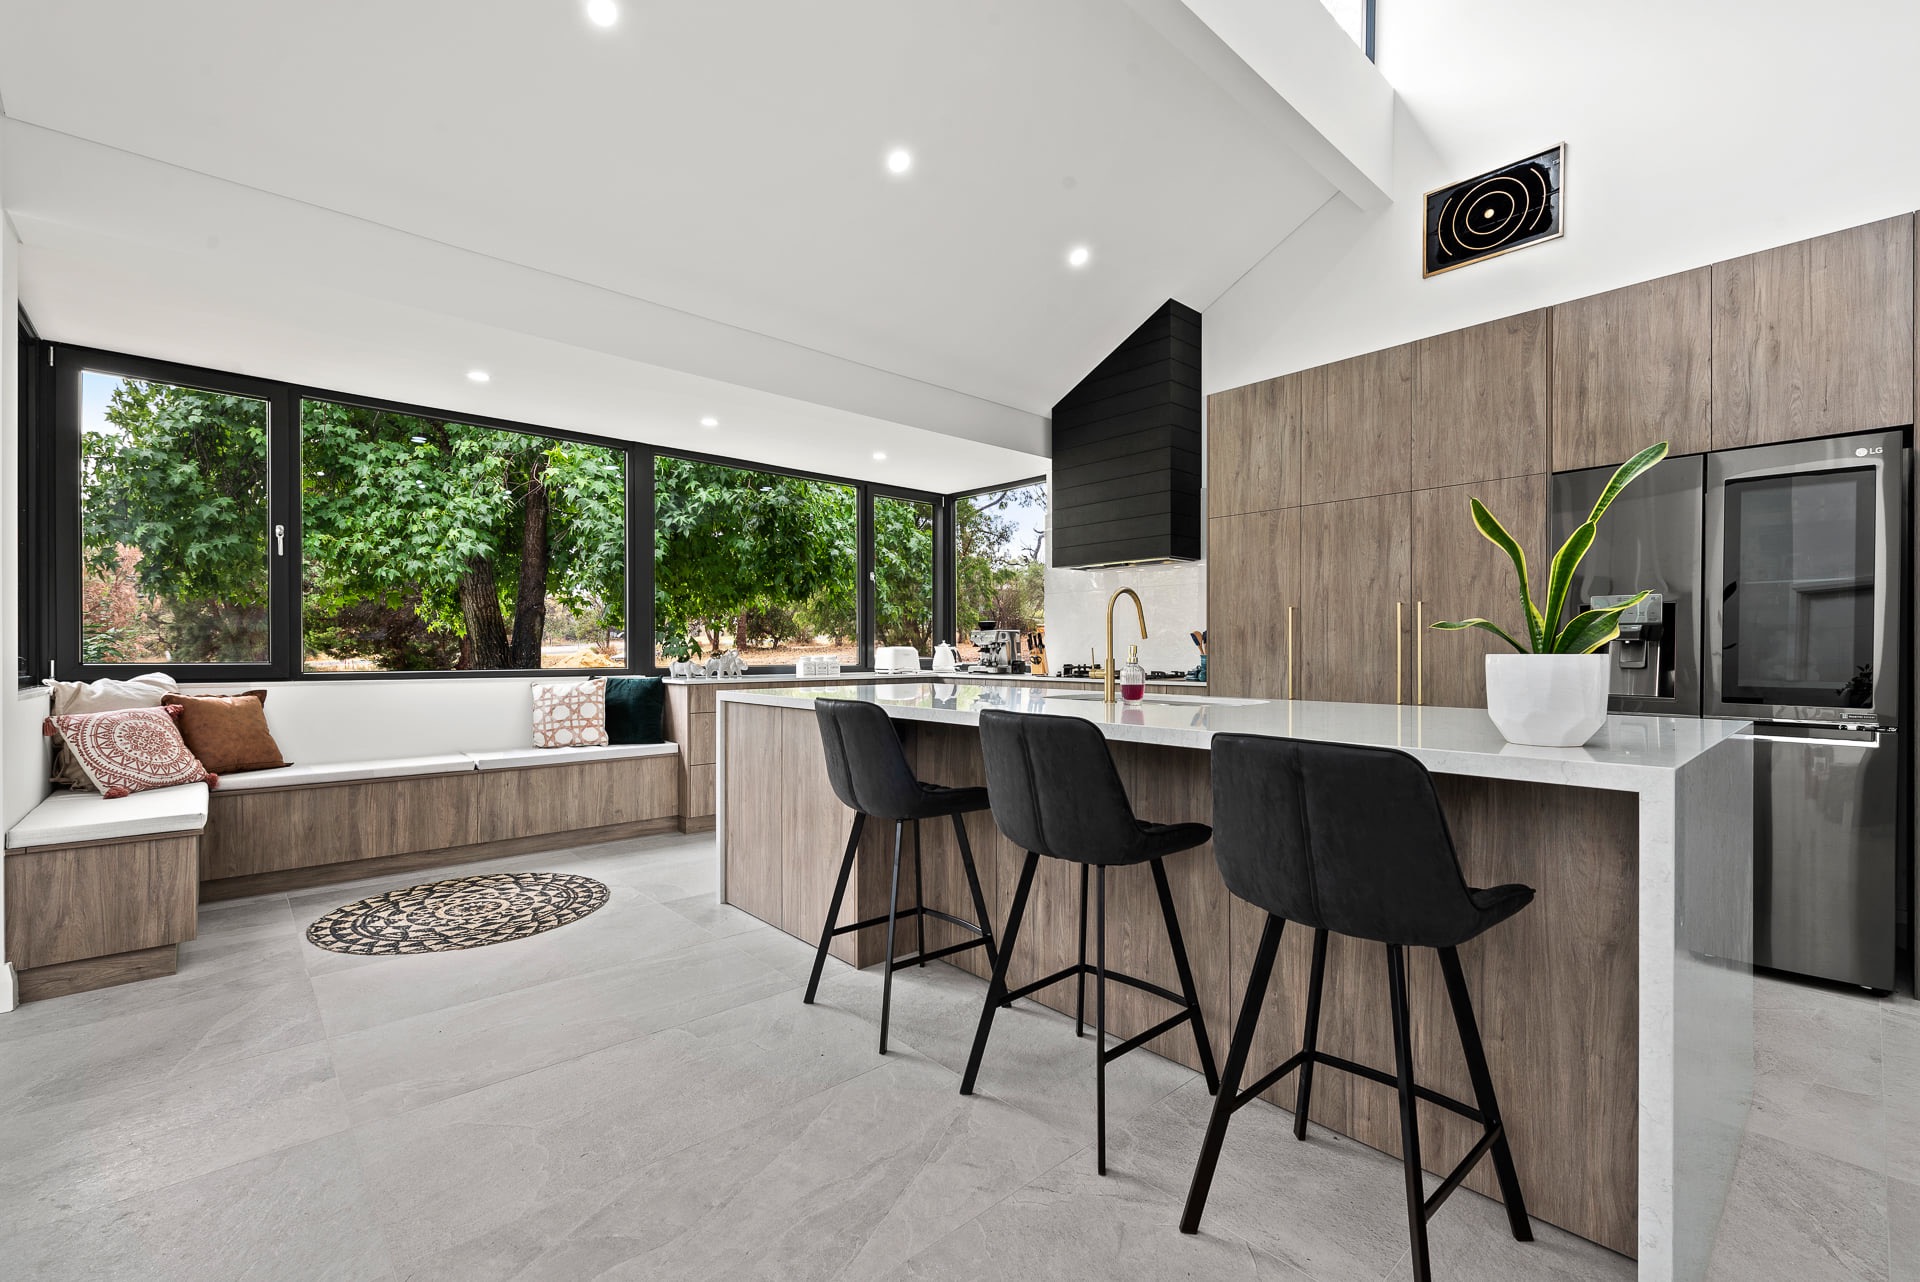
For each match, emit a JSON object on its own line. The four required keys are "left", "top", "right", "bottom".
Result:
{"left": 1555, "top": 430, "right": 1908, "bottom": 991}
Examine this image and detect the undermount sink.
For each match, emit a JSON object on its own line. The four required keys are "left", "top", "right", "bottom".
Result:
{"left": 1041, "top": 691, "right": 1263, "bottom": 707}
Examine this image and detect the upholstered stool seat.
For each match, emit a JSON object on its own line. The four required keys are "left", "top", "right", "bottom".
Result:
{"left": 959, "top": 709, "right": 1219, "bottom": 1175}
{"left": 1180, "top": 733, "right": 1536, "bottom": 1282}
{"left": 803, "top": 698, "right": 999, "bottom": 1055}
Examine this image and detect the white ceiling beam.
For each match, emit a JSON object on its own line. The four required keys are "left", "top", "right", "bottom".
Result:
{"left": 1123, "top": 0, "right": 1394, "bottom": 212}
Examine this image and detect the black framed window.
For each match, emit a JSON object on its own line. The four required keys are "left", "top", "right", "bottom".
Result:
{"left": 1318, "top": 0, "right": 1375, "bottom": 60}
{"left": 34, "top": 342, "right": 992, "bottom": 682}
{"left": 652, "top": 454, "right": 859, "bottom": 670}
{"left": 299, "top": 397, "right": 628, "bottom": 673}
{"left": 873, "top": 493, "right": 936, "bottom": 653}
{"left": 952, "top": 478, "right": 1047, "bottom": 662}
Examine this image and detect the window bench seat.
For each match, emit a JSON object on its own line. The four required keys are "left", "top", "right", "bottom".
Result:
{"left": 4, "top": 743, "right": 683, "bottom": 1002}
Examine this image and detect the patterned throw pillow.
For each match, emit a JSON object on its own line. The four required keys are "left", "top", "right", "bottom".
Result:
{"left": 45, "top": 706, "right": 215, "bottom": 797}
{"left": 531, "top": 678, "right": 609, "bottom": 748}
{"left": 46, "top": 672, "right": 179, "bottom": 789}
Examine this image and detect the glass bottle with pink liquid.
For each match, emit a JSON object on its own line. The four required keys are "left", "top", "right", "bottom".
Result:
{"left": 1119, "top": 645, "right": 1147, "bottom": 705}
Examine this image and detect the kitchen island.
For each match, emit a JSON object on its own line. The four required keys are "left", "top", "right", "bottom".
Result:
{"left": 714, "top": 683, "right": 1754, "bottom": 1281}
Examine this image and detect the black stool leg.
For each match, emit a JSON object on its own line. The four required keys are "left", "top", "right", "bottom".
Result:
{"left": 1439, "top": 946, "right": 1533, "bottom": 1242}
{"left": 878, "top": 821, "right": 906, "bottom": 1055}
{"left": 1095, "top": 863, "right": 1108, "bottom": 1175}
{"left": 1181, "top": 912, "right": 1283, "bottom": 1234}
{"left": 1386, "top": 944, "right": 1431, "bottom": 1282}
{"left": 804, "top": 812, "right": 866, "bottom": 1005}
{"left": 1292, "top": 926, "right": 1329, "bottom": 1140}
{"left": 952, "top": 812, "right": 1001, "bottom": 979}
{"left": 1151, "top": 858, "right": 1219, "bottom": 1094}
{"left": 1075, "top": 863, "right": 1090, "bottom": 1037}
{"left": 912, "top": 819, "right": 927, "bottom": 967}
{"left": 960, "top": 850, "right": 1039, "bottom": 1096}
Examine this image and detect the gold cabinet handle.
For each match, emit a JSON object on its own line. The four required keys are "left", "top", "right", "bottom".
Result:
{"left": 1395, "top": 601, "right": 1404, "bottom": 705}
{"left": 1286, "top": 605, "right": 1296, "bottom": 700}
{"left": 1415, "top": 601, "right": 1424, "bottom": 706}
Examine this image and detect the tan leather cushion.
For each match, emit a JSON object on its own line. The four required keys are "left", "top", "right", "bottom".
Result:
{"left": 160, "top": 690, "right": 290, "bottom": 775}
{"left": 48, "top": 672, "right": 179, "bottom": 789}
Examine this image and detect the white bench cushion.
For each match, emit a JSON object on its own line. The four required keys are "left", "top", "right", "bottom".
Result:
{"left": 464, "top": 743, "right": 679, "bottom": 771}
{"left": 212, "top": 754, "right": 477, "bottom": 793}
{"left": 6, "top": 783, "right": 211, "bottom": 850}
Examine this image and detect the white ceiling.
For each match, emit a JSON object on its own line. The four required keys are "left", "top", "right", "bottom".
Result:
{"left": 1, "top": 0, "right": 1359, "bottom": 487}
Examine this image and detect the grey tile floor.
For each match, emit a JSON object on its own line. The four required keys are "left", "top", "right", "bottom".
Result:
{"left": 0, "top": 831, "right": 1906, "bottom": 1281}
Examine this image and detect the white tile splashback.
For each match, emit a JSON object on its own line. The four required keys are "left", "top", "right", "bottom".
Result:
{"left": 1042, "top": 559, "right": 1206, "bottom": 674}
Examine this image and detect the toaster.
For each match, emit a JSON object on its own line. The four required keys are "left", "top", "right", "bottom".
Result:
{"left": 875, "top": 646, "right": 922, "bottom": 674}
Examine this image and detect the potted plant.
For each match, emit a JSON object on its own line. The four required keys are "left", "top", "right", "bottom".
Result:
{"left": 1431, "top": 441, "right": 1668, "bottom": 747}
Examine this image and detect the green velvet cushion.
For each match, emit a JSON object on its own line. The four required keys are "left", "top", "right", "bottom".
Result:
{"left": 605, "top": 676, "right": 667, "bottom": 745}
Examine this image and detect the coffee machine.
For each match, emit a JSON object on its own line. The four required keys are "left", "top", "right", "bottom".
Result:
{"left": 967, "top": 625, "right": 1024, "bottom": 674}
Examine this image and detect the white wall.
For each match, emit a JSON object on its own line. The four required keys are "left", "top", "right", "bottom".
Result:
{"left": 1, "top": 125, "right": 33, "bottom": 1006}
{"left": 1205, "top": 0, "right": 1920, "bottom": 394}
{"left": 182, "top": 677, "right": 560, "bottom": 766}
{"left": 1043, "top": 559, "right": 1208, "bottom": 676}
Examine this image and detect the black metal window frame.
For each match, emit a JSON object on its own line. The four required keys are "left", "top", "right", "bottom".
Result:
{"left": 950, "top": 474, "right": 1049, "bottom": 638}
{"left": 33, "top": 341, "right": 964, "bottom": 683}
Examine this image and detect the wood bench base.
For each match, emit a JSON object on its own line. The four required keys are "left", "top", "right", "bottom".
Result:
{"left": 17, "top": 943, "right": 179, "bottom": 1002}
{"left": 201, "top": 815, "right": 680, "bottom": 901}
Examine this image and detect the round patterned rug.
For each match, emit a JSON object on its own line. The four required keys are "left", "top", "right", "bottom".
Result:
{"left": 305, "top": 871, "right": 610, "bottom": 956}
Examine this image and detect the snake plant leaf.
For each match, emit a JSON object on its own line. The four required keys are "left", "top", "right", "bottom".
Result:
{"left": 1543, "top": 520, "right": 1597, "bottom": 642}
{"left": 1553, "top": 593, "right": 1650, "bottom": 654}
{"left": 1428, "top": 617, "right": 1529, "bottom": 653}
{"left": 1585, "top": 441, "right": 1670, "bottom": 526}
{"left": 1468, "top": 498, "right": 1546, "bottom": 652}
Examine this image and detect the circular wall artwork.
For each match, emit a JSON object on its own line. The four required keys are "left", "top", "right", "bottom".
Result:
{"left": 305, "top": 871, "right": 610, "bottom": 955}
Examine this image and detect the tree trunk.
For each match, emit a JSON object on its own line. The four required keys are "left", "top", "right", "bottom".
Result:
{"left": 509, "top": 455, "right": 550, "bottom": 669}
{"left": 459, "top": 557, "right": 510, "bottom": 670}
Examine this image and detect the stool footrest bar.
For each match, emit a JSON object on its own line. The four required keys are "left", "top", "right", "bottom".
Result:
{"left": 1423, "top": 1124, "right": 1503, "bottom": 1221}
{"left": 1101, "top": 1008, "right": 1198, "bottom": 1063}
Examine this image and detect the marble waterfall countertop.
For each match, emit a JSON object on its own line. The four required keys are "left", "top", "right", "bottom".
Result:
{"left": 712, "top": 682, "right": 1757, "bottom": 1281}
{"left": 713, "top": 681, "right": 1750, "bottom": 790}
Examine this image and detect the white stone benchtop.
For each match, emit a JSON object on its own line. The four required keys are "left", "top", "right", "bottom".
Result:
{"left": 715, "top": 681, "right": 1750, "bottom": 789}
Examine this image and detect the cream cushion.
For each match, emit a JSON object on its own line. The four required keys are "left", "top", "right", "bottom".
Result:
{"left": 464, "top": 743, "right": 678, "bottom": 771}
{"left": 211, "top": 755, "right": 476, "bottom": 792}
{"left": 6, "top": 783, "right": 209, "bottom": 850}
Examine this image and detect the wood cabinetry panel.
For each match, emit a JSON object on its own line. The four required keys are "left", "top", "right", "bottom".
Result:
{"left": 1294, "top": 494, "right": 1410, "bottom": 705}
{"left": 687, "top": 713, "right": 717, "bottom": 766}
{"left": 1551, "top": 269, "right": 1712, "bottom": 470}
{"left": 5, "top": 836, "right": 199, "bottom": 970}
{"left": 1412, "top": 474, "right": 1548, "bottom": 709}
{"left": 1207, "top": 372, "right": 1302, "bottom": 516}
{"left": 1712, "top": 214, "right": 1915, "bottom": 448}
{"left": 723, "top": 702, "right": 786, "bottom": 928}
{"left": 684, "top": 763, "right": 715, "bottom": 818}
{"left": 479, "top": 758, "right": 677, "bottom": 842}
{"left": 780, "top": 712, "right": 895, "bottom": 966}
{"left": 1413, "top": 311, "right": 1549, "bottom": 488}
{"left": 1205, "top": 509, "right": 1297, "bottom": 699}
{"left": 1301, "top": 346, "right": 1413, "bottom": 503}
{"left": 203, "top": 772, "right": 484, "bottom": 879}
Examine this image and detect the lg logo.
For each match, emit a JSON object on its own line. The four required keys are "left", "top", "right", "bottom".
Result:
{"left": 1855, "top": 446, "right": 1884, "bottom": 457}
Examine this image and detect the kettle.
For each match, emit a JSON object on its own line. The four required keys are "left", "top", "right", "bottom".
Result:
{"left": 932, "top": 641, "right": 959, "bottom": 673}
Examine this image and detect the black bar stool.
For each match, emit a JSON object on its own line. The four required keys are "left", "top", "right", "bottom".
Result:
{"left": 1180, "top": 734, "right": 1535, "bottom": 1282}
{"left": 805, "top": 698, "right": 1000, "bottom": 1055}
{"left": 960, "top": 709, "right": 1220, "bottom": 1175}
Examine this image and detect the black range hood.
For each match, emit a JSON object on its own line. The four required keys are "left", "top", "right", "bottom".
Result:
{"left": 1050, "top": 299, "right": 1202, "bottom": 568}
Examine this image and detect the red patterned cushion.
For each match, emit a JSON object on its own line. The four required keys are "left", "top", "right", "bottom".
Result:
{"left": 45, "top": 706, "right": 216, "bottom": 798}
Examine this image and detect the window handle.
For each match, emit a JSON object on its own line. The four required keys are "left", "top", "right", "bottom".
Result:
{"left": 275, "top": 524, "right": 285, "bottom": 556}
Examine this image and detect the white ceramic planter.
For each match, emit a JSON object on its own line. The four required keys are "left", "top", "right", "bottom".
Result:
{"left": 1484, "top": 653, "right": 1611, "bottom": 747}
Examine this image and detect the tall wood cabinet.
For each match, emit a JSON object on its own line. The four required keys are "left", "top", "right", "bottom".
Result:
{"left": 1711, "top": 214, "right": 1914, "bottom": 449}
{"left": 1549, "top": 269, "right": 1712, "bottom": 471}
{"left": 1207, "top": 211, "right": 1920, "bottom": 712}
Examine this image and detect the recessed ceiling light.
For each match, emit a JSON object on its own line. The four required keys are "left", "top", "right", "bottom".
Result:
{"left": 585, "top": 0, "right": 618, "bottom": 29}
{"left": 1067, "top": 245, "right": 1091, "bottom": 269}
{"left": 872, "top": 451, "right": 888, "bottom": 461}
{"left": 467, "top": 369, "right": 490, "bottom": 383}
{"left": 699, "top": 416, "right": 719, "bottom": 428}
{"left": 885, "top": 148, "right": 912, "bottom": 176}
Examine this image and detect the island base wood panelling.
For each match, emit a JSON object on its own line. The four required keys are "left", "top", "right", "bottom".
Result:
{"left": 724, "top": 703, "right": 1640, "bottom": 1256}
